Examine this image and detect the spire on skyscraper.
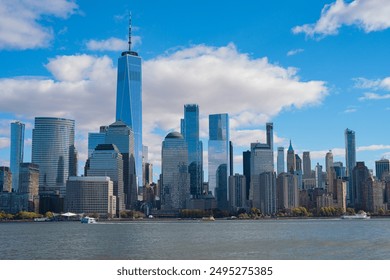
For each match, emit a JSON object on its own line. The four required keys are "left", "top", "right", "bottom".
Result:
{"left": 128, "top": 12, "right": 132, "bottom": 52}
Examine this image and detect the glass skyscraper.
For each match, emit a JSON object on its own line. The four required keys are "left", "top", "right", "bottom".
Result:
{"left": 345, "top": 128, "right": 356, "bottom": 204}
{"left": 208, "top": 113, "right": 229, "bottom": 209}
{"left": 10, "top": 121, "right": 25, "bottom": 192}
{"left": 116, "top": 26, "right": 142, "bottom": 187}
{"left": 161, "top": 132, "right": 190, "bottom": 209}
{"left": 182, "top": 104, "right": 203, "bottom": 198}
{"left": 32, "top": 117, "right": 77, "bottom": 195}
{"left": 277, "top": 147, "right": 284, "bottom": 175}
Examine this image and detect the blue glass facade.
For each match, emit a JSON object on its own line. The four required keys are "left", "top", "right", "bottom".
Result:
{"left": 208, "top": 113, "right": 229, "bottom": 209}
{"left": 116, "top": 51, "right": 142, "bottom": 187}
{"left": 345, "top": 128, "right": 356, "bottom": 204}
{"left": 10, "top": 121, "right": 25, "bottom": 192}
{"left": 32, "top": 117, "right": 76, "bottom": 195}
{"left": 183, "top": 104, "right": 203, "bottom": 197}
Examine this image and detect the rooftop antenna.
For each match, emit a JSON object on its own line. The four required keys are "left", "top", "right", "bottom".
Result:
{"left": 128, "top": 12, "right": 132, "bottom": 52}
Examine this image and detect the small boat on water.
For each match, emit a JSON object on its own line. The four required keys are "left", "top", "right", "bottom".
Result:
{"left": 34, "top": 217, "right": 50, "bottom": 222}
{"left": 81, "top": 216, "right": 97, "bottom": 224}
{"left": 341, "top": 212, "right": 370, "bottom": 220}
{"left": 202, "top": 216, "right": 215, "bottom": 221}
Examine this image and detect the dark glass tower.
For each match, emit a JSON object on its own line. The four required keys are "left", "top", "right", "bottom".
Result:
{"left": 10, "top": 121, "right": 25, "bottom": 192}
{"left": 345, "top": 128, "right": 356, "bottom": 205}
{"left": 116, "top": 18, "right": 142, "bottom": 187}
{"left": 183, "top": 104, "right": 203, "bottom": 198}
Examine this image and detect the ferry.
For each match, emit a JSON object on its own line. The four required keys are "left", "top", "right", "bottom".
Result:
{"left": 341, "top": 212, "right": 370, "bottom": 220}
{"left": 81, "top": 216, "right": 97, "bottom": 224}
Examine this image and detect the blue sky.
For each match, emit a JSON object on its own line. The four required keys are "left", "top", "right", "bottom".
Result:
{"left": 1, "top": 0, "right": 390, "bottom": 179}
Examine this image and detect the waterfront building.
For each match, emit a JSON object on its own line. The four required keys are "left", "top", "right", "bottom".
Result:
{"left": 302, "top": 151, "right": 312, "bottom": 179}
{"left": 105, "top": 120, "right": 137, "bottom": 209}
{"left": 375, "top": 159, "right": 390, "bottom": 181}
{"left": 32, "top": 117, "right": 77, "bottom": 197}
{"left": 286, "top": 141, "right": 296, "bottom": 174}
{"left": 86, "top": 144, "right": 125, "bottom": 214}
{"left": 10, "top": 121, "right": 24, "bottom": 192}
{"left": 277, "top": 147, "right": 284, "bottom": 175}
{"left": 229, "top": 141, "right": 234, "bottom": 176}
{"left": 250, "top": 123, "right": 275, "bottom": 214}
{"left": 116, "top": 18, "right": 143, "bottom": 188}
{"left": 351, "top": 161, "right": 370, "bottom": 210}
{"left": 333, "top": 178, "right": 347, "bottom": 212}
{"left": 208, "top": 113, "right": 229, "bottom": 210}
{"left": 363, "top": 177, "right": 386, "bottom": 213}
{"left": 88, "top": 126, "right": 107, "bottom": 157}
{"left": 19, "top": 163, "right": 39, "bottom": 212}
{"left": 161, "top": 132, "right": 190, "bottom": 210}
{"left": 183, "top": 104, "right": 203, "bottom": 198}
{"left": 0, "top": 166, "right": 12, "bottom": 193}
{"left": 243, "top": 150, "right": 251, "bottom": 200}
{"left": 228, "top": 174, "right": 246, "bottom": 211}
{"left": 276, "top": 172, "right": 299, "bottom": 212}
{"left": 345, "top": 128, "right": 356, "bottom": 204}
{"left": 65, "top": 176, "right": 116, "bottom": 218}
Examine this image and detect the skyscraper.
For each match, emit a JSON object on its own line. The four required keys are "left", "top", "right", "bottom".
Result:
{"left": 286, "top": 140, "right": 296, "bottom": 174}
{"left": 302, "top": 151, "right": 312, "bottom": 179}
{"left": 86, "top": 144, "right": 125, "bottom": 214}
{"left": 345, "top": 128, "right": 356, "bottom": 204}
{"left": 116, "top": 18, "right": 143, "bottom": 188}
{"left": 375, "top": 159, "right": 390, "bottom": 180}
{"left": 32, "top": 117, "right": 77, "bottom": 195}
{"left": 277, "top": 147, "right": 284, "bottom": 175}
{"left": 250, "top": 123, "right": 275, "bottom": 214}
{"left": 183, "top": 104, "right": 203, "bottom": 198}
{"left": 161, "top": 132, "right": 190, "bottom": 209}
{"left": 88, "top": 126, "right": 107, "bottom": 158}
{"left": 208, "top": 113, "right": 229, "bottom": 209}
{"left": 105, "top": 120, "right": 137, "bottom": 209}
{"left": 243, "top": 150, "right": 251, "bottom": 200}
{"left": 10, "top": 121, "right": 25, "bottom": 192}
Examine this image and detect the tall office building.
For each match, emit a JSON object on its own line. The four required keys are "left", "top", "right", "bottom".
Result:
{"left": 243, "top": 150, "right": 251, "bottom": 200}
{"left": 105, "top": 120, "right": 137, "bottom": 209}
{"left": 302, "top": 151, "right": 312, "bottom": 179}
{"left": 0, "top": 166, "right": 12, "bottom": 193}
{"left": 375, "top": 159, "right": 390, "bottom": 181}
{"left": 286, "top": 141, "right": 296, "bottom": 174}
{"left": 276, "top": 172, "right": 299, "bottom": 212}
{"left": 229, "top": 174, "right": 246, "bottom": 210}
{"left": 183, "top": 104, "right": 203, "bottom": 198}
{"left": 345, "top": 128, "right": 356, "bottom": 204}
{"left": 10, "top": 121, "right": 25, "bottom": 192}
{"left": 86, "top": 144, "right": 125, "bottom": 213}
{"left": 161, "top": 132, "right": 190, "bottom": 209}
{"left": 116, "top": 18, "right": 143, "bottom": 188}
{"left": 333, "top": 162, "right": 346, "bottom": 178}
{"left": 351, "top": 162, "right": 370, "bottom": 210}
{"left": 19, "top": 163, "right": 39, "bottom": 212}
{"left": 208, "top": 113, "right": 229, "bottom": 209}
{"left": 315, "top": 163, "right": 324, "bottom": 189}
{"left": 32, "top": 117, "right": 77, "bottom": 195}
{"left": 295, "top": 154, "right": 303, "bottom": 190}
{"left": 277, "top": 147, "right": 285, "bottom": 175}
{"left": 250, "top": 123, "right": 275, "bottom": 214}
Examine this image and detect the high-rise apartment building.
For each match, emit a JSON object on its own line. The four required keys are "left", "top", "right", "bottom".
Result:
{"left": 161, "top": 132, "right": 190, "bottom": 209}
{"left": 0, "top": 166, "right": 12, "bottom": 193}
{"left": 228, "top": 174, "right": 246, "bottom": 210}
{"left": 182, "top": 104, "right": 203, "bottom": 198}
{"left": 32, "top": 117, "right": 77, "bottom": 195}
{"left": 375, "top": 159, "right": 390, "bottom": 181}
{"left": 277, "top": 147, "right": 284, "bottom": 175}
{"left": 10, "top": 121, "right": 25, "bottom": 192}
{"left": 276, "top": 172, "right": 299, "bottom": 212}
{"left": 243, "top": 150, "right": 251, "bottom": 200}
{"left": 208, "top": 113, "right": 229, "bottom": 210}
{"left": 351, "top": 161, "right": 370, "bottom": 210}
{"left": 116, "top": 20, "right": 143, "bottom": 188}
{"left": 345, "top": 128, "right": 356, "bottom": 204}
{"left": 86, "top": 144, "right": 125, "bottom": 214}
{"left": 19, "top": 163, "right": 39, "bottom": 212}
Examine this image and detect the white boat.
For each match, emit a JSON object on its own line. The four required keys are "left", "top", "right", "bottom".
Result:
{"left": 202, "top": 216, "right": 215, "bottom": 221}
{"left": 341, "top": 212, "right": 370, "bottom": 220}
{"left": 81, "top": 216, "right": 97, "bottom": 224}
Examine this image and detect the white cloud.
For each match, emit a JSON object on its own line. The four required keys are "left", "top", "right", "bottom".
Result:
{"left": 287, "top": 48, "right": 304, "bottom": 56}
{"left": 0, "top": 137, "right": 10, "bottom": 149}
{"left": 359, "top": 92, "right": 390, "bottom": 101}
{"left": 354, "top": 77, "right": 390, "bottom": 91}
{"left": 357, "top": 145, "right": 390, "bottom": 152}
{"left": 0, "top": 43, "right": 327, "bottom": 175}
{"left": 0, "top": 0, "right": 78, "bottom": 50}
{"left": 292, "top": 0, "right": 390, "bottom": 38}
{"left": 86, "top": 36, "right": 142, "bottom": 52}
{"left": 344, "top": 108, "right": 357, "bottom": 113}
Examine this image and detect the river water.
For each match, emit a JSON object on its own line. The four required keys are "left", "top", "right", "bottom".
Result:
{"left": 1, "top": 218, "right": 389, "bottom": 260}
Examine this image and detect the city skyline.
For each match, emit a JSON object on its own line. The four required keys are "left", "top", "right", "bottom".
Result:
{"left": 1, "top": 0, "right": 390, "bottom": 178}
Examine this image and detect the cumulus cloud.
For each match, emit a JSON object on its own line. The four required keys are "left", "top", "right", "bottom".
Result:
{"left": 0, "top": 0, "right": 78, "bottom": 50}
{"left": 0, "top": 137, "right": 10, "bottom": 149}
{"left": 0, "top": 43, "right": 327, "bottom": 173}
{"left": 357, "top": 145, "right": 390, "bottom": 152}
{"left": 292, "top": 0, "right": 390, "bottom": 38}
{"left": 354, "top": 77, "right": 390, "bottom": 91}
{"left": 359, "top": 92, "right": 390, "bottom": 101}
{"left": 86, "top": 36, "right": 142, "bottom": 52}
